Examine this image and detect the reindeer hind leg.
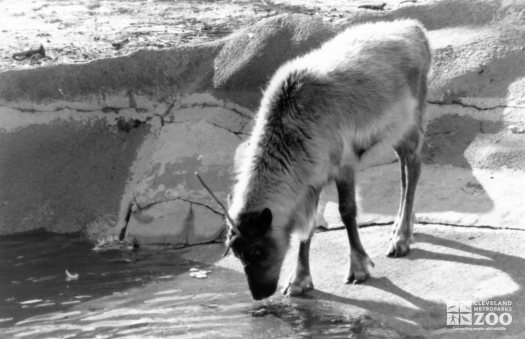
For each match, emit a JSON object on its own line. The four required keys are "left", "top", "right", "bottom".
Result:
{"left": 392, "top": 145, "right": 407, "bottom": 236}
{"left": 387, "top": 127, "right": 422, "bottom": 257}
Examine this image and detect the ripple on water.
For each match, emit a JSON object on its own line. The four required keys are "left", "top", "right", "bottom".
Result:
{"left": 0, "top": 233, "right": 195, "bottom": 327}
{"left": 4, "top": 283, "right": 420, "bottom": 339}
{"left": 1, "top": 234, "right": 421, "bottom": 339}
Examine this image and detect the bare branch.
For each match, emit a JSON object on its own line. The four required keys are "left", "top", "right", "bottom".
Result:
{"left": 195, "top": 172, "right": 240, "bottom": 236}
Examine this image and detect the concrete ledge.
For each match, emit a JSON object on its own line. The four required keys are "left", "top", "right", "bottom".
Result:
{"left": 1, "top": 1, "right": 524, "bottom": 245}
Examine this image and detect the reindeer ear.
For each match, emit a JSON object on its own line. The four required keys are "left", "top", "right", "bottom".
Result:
{"left": 259, "top": 208, "right": 272, "bottom": 233}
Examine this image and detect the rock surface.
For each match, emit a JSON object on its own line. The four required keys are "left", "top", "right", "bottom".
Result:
{"left": 0, "top": 0, "right": 524, "bottom": 244}
{"left": 212, "top": 14, "right": 334, "bottom": 108}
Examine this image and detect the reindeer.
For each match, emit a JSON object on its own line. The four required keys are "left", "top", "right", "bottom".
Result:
{"left": 199, "top": 19, "right": 431, "bottom": 300}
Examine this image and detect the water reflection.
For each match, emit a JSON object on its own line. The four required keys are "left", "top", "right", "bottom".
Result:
{"left": 251, "top": 298, "right": 422, "bottom": 339}
{"left": 0, "top": 232, "right": 193, "bottom": 327}
{"left": 1, "top": 233, "right": 419, "bottom": 338}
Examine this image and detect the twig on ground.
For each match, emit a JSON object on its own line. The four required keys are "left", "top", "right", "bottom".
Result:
{"left": 12, "top": 45, "right": 45, "bottom": 61}
{"left": 358, "top": 3, "right": 387, "bottom": 11}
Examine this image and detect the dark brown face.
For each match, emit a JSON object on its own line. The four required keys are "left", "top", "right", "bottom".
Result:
{"left": 228, "top": 208, "right": 287, "bottom": 300}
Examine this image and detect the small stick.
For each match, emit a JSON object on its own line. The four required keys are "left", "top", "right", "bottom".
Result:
{"left": 112, "top": 38, "right": 130, "bottom": 50}
{"left": 195, "top": 172, "right": 240, "bottom": 235}
{"left": 12, "top": 45, "right": 45, "bottom": 61}
{"left": 195, "top": 172, "right": 240, "bottom": 257}
{"left": 358, "top": 3, "right": 386, "bottom": 11}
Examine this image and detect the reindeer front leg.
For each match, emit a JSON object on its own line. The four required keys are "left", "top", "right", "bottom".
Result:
{"left": 336, "top": 166, "right": 374, "bottom": 283}
{"left": 283, "top": 236, "right": 314, "bottom": 296}
{"left": 283, "top": 188, "right": 322, "bottom": 296}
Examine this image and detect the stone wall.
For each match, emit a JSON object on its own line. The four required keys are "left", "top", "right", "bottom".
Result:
{"left": 1, "top": 1, "right": 524, "bottom": 245}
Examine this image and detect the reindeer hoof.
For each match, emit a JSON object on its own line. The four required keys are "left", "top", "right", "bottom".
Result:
{"left": 346, "top": 251, "right": 374, "bottom": 284}
{"left": 346, "top": 271, "right": 370, "bottom": 284}
{"left": 283, "top": 274, "right": 314, "bottom": 296}
{"left": 387, "top": 237, "right": 411, "bottom": 257}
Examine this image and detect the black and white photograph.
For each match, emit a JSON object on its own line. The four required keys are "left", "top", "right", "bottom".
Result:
{"left": 0, "top": 0, "right": 524, "bottom": 338}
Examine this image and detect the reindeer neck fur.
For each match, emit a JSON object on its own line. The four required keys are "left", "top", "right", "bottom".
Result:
{"left": 229, "top": 72, "right": 327, "bottom": 232}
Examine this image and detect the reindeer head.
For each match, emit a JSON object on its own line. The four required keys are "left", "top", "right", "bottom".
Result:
{"left": 228, "top": 208, "right": 290, "bottom": 300}
{"left": 196, "top": 173, "right": 287, "bottom": 300}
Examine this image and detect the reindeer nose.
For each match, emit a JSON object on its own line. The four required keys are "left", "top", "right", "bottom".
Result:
{"left": 248, "top": 280, "right": 278, "bottom": 300}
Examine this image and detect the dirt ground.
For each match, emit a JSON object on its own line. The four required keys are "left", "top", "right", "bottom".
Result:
{"left": 0, "top": 0, "right": 407, "bottom": 72}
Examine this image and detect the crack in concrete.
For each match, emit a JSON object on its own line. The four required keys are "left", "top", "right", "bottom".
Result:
{"left": 179, "top": 198, "right": 224, "bottom": 217}
{"left": 351, "top": 220, "right": 525, "bottom": 232}
{"left": 318, "top": 219, "right": 525, "bottom": 233}
{"left": 136, "top": 196, "right": 224, "bottom": 217}
{"left": 134, "top": 217, "right": 524, "bottom": 247}
{"left": 416, "top": 220, "right": 525, "bottom": 232}
{"left": 0, "top": 103, "right": 148, "bottom": 115}
{"left": 1, "top": 99, "right": 252, "bottom": 134}
{"left": 0, "top": 105, "right": 112, "bottom": 114}
{"left": 206, "top": 121, "right": 246, "bottom": 139}
{"left": 156, "top": 117, "right": 246, "bottom": 138}
{"left": 169, "top": 218, "right": 525, "bottom": 247}
{"left": 177, "top": 102, "right": 252, "bottom": 120}
{"left": 155, "top": 97, "right": 180, "bottom": 126}
{"left": 122, "top": 196, "right": 225, "bottom": 244}
{"left": 427, "top": 100, "right": 525, "bottom": 111}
